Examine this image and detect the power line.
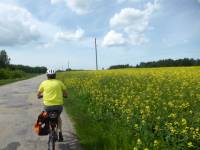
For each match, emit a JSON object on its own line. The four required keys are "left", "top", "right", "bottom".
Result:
{"left": 95, "top": 38, "right": 98, "bottom": 70}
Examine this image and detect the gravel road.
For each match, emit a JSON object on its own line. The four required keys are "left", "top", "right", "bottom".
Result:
{"left": 0, "top": 75, "right": 81, "bottom": 150}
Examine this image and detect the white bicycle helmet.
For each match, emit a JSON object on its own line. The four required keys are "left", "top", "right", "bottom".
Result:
{"left": 47, "top": 69, "right": 56, "bottom": 75}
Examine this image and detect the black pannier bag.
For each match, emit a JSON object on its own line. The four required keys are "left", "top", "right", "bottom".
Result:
{"left": 34, "top": 111, "right": 49, "bottom": 136}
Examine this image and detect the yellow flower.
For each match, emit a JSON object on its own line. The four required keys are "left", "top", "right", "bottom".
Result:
{"left": 168, "top": 101, "right": 174, "bottom": 107}
{"left": 169, "top": 126, "right": 176, "bottom": 134}
{"left": 134, "top": 124, "right": 139, "bottom": 129}
{"left": 181, "top": 118, "right": 187, "bottom": 125}
{"left": 145, "top": 105, "right": 150, "bottom": 112}
{"left": 156, "top": 116, "right": 160, "bottom": 120}
{"left": 168, "top": 113, "right": 176, "bottom": 118}
{"left": 187, "top": 142, "right": 193, "bottom": 148}
{"left": 142, "top": 120, "right": 146, "bottom": 125}
{"left": 154, "top": 140, "right": 159, "bottom": 147}
{"left": 181, "top": 129, "right": 187, "bottom": 134}
{"left": 137, "top": 138, "right": 142, "bottom": 145}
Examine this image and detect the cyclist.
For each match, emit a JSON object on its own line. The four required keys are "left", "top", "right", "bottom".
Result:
{"left": 37, "top": 69, "right": 67, "bottom": 142}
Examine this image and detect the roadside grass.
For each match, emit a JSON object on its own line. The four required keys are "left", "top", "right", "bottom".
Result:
{"left": 59, "top": 67, "right": 200, "bottom": 150}
{"left": 0, "top": 74, "right": 40, "bottom": 86}
{"left": 0, "top": 78, "right": 22, "bottom": 85}
{"left": 64, "top": 88, "right": 132, "bottom": 150}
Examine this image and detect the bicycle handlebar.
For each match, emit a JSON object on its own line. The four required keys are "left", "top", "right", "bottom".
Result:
{"left": 38, "top": 95, "right": 43, "bottom": 99}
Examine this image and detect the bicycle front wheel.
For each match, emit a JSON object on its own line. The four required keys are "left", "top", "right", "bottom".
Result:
{"left": 52, "top": 139, "right": 55, "bottom": 150}
{"left": 49, "top": 131, "right": 56, "bottom": 150}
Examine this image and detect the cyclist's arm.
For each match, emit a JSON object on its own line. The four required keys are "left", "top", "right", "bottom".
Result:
{"left": 38, "top": 82, "right": 44, "bottom": 99}
{"left": 61, "top": 81, "right": 68, "bottom": 98}
{"left": 37, "top": 91, "right": 43, "bottom": 99}
{"left": 63, "top": 90, "right": 68, "bottom": 98}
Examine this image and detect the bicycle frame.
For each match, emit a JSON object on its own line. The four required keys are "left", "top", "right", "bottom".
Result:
{"left": 47, "top": 112, "right": 59, "bottom": 150}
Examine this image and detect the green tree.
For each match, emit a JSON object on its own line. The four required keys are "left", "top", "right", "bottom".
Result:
{"left": 0, "top": 50, "right": 10, "bottom": 68}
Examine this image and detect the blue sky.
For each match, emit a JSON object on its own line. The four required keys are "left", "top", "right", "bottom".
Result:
{"left": 0, "top": 0, "right": 200, "bottom": 69}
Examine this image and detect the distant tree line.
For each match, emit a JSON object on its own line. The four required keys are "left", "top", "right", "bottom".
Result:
{"left": 0, "top": 50, "right": 47, "bottom": 74}
{"left": 109, "top": 64, "right": 134, "bottom": 70}
{"left": 136, "top": 58, "right": 200, "bottom": 68}
{"left": 109, "top": 58, "right": 200, "bottom": 69}
{"left": 9, "top": 64, "right": 47, "bottom": 74}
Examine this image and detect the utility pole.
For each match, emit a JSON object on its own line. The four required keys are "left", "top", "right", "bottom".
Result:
{"left": 68, "top": 60, "right": 70, "bottom": 70}
{"left": 95, "top": 38, "right": 98, "bottom": 70}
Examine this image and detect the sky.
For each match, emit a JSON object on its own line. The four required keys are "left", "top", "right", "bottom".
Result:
{"left": 0, "top": 0, "right": 200, "bottom": 70}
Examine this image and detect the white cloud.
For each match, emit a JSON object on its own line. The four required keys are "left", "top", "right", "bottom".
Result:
{"left": 50, "top": 0, "right": 63, "bottom": 4}
{"left": 66, "top": 0, "right": 94, "bottom": 15}
{"left": 50, "top": 0, "right": 98, "bottom": 15}
{"left": 117, "top": 0, "right": 140, "bottom": 3}
{"left": 102, "top": 0, "right": 159, "bottom": 47}
{"left": 110, "top": 8, "right": 149, "bottom": 33}
{"left": 0, "top": 3, "right": 40, "bottom": 46}
{"left": 102, "top": 30, "right": 126, "bottom": 47}
{"left": 55, "top": 28, "right": 85, "bottom": 41}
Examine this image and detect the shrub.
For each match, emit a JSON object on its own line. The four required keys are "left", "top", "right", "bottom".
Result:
{"left": 10, "top": 70, "right": 25, "bottom": 79}
{"left": 0, "top": 69, "right": 10, "bottom": 79}
{"left": 0, "top": 69, "right": 26, "bottom": 79}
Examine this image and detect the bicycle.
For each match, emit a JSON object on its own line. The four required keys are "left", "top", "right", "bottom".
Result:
{"left": 47, "top": 111, "right": 60, "bottom": 150}
{"left": 37, "top": 94, "right": 66, "bottom": 149}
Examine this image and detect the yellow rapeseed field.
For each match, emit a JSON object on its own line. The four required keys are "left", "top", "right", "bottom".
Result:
{"left": 58, "top": 67, "right": 200, "bottom": 149}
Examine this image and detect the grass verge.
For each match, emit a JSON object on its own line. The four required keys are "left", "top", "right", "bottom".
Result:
{"left": 64, "top": 88, "right": 132, "bottom": 150}
{"left": 0, "top": 74, "right": 39, "bottom": 86}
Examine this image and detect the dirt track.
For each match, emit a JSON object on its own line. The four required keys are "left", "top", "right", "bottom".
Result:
{"left": 0, "top": 75, "right": 81, "bottom": 150}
